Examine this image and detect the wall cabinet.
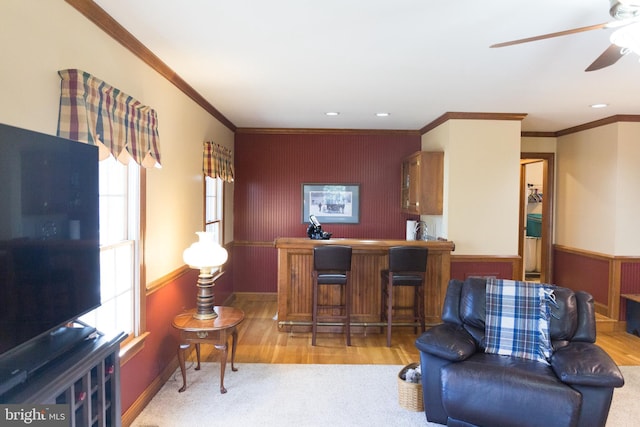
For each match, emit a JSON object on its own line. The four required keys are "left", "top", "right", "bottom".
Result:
{"left": 401, "top": 151, "right": 444, "bottom": 215}
{"left": 2, "top": 332, "right": 126, "bottom": 427}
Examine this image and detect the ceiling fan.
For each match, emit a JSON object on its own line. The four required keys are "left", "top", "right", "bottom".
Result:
{"left": 491, "top": 0, "right": 640, "bottom": 71}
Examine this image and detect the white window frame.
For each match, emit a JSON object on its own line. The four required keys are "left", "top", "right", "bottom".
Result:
{"left": 80, "top": 156, "right": 142, "bottom": 352}
{"left": 205, "top": 176, "right": 224, "bottom": 244}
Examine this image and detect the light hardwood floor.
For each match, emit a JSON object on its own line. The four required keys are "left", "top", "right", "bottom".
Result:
{"left": 199, "top": 293, "right": 640, "bottom": 366}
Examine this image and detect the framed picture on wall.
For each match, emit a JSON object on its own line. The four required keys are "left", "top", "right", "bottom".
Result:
{"left": 301, "top": 183, "right": 360, "bottom": 224}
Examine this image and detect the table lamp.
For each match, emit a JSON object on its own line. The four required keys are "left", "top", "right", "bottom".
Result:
{"left": 183, "top": 231, "right": 228, "bottom": 320}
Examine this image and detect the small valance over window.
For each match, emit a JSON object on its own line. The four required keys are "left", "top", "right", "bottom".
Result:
{"left": 203, "top": 141, "right": 234, "bottom": 182}
{"left": 57, "top": 69, "right": 162, "bottom": 168}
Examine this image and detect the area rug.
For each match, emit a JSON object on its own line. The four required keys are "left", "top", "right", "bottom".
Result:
{"left": 131, "top": 363, "right": 639, "bottom": 427}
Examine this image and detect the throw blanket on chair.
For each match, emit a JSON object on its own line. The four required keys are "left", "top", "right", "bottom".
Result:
{"left": 485, "top": 279, "right": 555, "bottom": 365}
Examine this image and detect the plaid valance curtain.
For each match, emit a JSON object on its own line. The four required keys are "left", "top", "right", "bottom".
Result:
{"left": 56, "top": 69, "right": 162, "bottom": 168}
{"left": 203, "top": 141, "right": 234, "bottom": 182}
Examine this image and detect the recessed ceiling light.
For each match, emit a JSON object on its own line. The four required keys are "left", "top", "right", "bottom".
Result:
{"left": 325, "top": 112, "right": 340, "bottom": 116}
{"left": 375, "top": 112, "right": 390, "bottom": 117}
{"left": 590, "top": 103, "right": 608, "bottom": 109}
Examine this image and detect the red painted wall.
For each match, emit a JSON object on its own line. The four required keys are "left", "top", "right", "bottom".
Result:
{"left": 233, "top": 131, "right": 421, "bottom": 292}
{"left": 553, "top": 249, "right": 609, "bottom": 303}
{"left": 619, "top": 261, "right": 640, "bottom": 320}
{"left": 120, "top": 271, "right": 196, "bottom": 412}
{"left": 120, "top": 269, "right": 233, "bottom": 413}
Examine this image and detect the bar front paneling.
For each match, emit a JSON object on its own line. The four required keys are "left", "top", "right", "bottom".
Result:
{"left": 274, "top": 237, "right": 455, "bottom": 331}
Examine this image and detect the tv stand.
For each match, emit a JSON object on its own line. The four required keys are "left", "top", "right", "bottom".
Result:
{"left": 0, "top": 324, "right": 97, "bottom": 395}
{"left": 1, "top": 331, "right": 126, "bottom": 427}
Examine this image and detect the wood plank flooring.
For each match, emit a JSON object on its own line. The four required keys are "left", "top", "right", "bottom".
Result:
{"left": 198, "top": 293, "right": 640, "bottom": 366}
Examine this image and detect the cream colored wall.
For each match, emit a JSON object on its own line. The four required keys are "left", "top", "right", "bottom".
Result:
{"left": 0, "top": 0, "right": 234, "bottom": 284}
{"left": 615, "top": 123, "right": 640, "bottom": 255}
{"left": 422, "top": 119, "right": 522, "bottom": 255}
{"left": 557, "top": 121, "right": 640, "bottom": 256}
{"left": 521, "top": 136, "right": 557, "bottom": 153}
{"left": 556, "top": 124, "right": 618, "bottom": 254}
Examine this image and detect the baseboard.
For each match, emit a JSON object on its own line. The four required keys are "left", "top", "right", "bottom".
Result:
{"left": 122, "top": 355, "right": 180, "bottom": 426}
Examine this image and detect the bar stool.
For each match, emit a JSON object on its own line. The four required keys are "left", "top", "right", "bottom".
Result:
{"left": 312, "top": 245, "right": 353, "bottom": 346}
{"left": 381, "top": 246, "right": 428, "bottom": 347}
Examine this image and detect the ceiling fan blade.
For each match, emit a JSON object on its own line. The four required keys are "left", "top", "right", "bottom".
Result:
{"left": 490, "top": 23, "right": 609, "bottom": 48}
{"left": 585, "top": 44, "right": 625, "bottom": 71}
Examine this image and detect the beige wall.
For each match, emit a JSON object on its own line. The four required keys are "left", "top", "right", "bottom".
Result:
{"left": 615, "top": 123, "right": 640, "bottom": 255}
{"left": 556, "top": 122, "right": 640, "bottom": 256}
{"left": 0, "top": 0, "right": 234, "bottom": 284}
{"left": 422, "top": 119, "right": 522, "bottom": 255}
{"left": 521, "top": 136, "right": 557, "bottom": 153}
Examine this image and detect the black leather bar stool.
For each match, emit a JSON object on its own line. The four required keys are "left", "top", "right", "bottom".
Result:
{"left": 381, "top": 246, "right": 428, "bottom": 347}
{"left": 312, "top": 245, "right": 353, "bottom": 346}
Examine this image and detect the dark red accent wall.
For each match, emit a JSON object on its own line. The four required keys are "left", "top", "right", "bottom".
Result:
{"left": 553, "top": 249, "right": 609, "bottom": 303}
{"left": 233, "top": 131, "right": 421, "bottom": 293}
{"left": 621, "top": 262, "right": 640, "bottom": 295}
{"left": 619, "top": 261, "right": 640, "bottom": 320}
{"left": 450, "top": 260, "right": 514, "bottom": 280}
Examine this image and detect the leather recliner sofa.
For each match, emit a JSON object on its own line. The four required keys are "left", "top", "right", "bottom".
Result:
{"left": 415, "top": 277, "right": 624, "bottom": 427}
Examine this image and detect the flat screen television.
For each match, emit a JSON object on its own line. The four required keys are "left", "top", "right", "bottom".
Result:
{"left": 0, "top": 123, "right": 100, "bottom": 392}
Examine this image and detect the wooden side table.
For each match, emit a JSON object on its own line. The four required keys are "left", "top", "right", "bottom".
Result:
{"left": 172, "top": 306, "right": 245, "bottom": 394}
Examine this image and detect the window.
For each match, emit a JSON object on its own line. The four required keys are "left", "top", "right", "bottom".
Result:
{"left": 80, "top": 156, "right": 140, "bottom": 343}
{"left": 205, "top": 176, "right": 223, "bottom": 243}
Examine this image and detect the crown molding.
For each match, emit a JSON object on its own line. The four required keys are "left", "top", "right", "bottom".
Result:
{"left": 420, "top": 112, "right": 528, "bottom": 135}
{"left": 521, "top": 131, "right": 557, "bottom": 138}
{"left": 235, "top": 127, "right": 421, "bottom": 136}
{"left": 65, "top": 0, "right": 236, "bottom": 132}
{"left": 555, "top": 114, "right": 640, "bottom": 136}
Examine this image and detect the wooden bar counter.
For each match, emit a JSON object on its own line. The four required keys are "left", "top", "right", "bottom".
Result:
{"left": 274, "top": 237, "right": 455, "bottom": 330}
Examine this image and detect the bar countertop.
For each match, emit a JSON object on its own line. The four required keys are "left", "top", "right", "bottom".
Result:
{"left": 274, "top": 237, "right": 455, "bottom": 251}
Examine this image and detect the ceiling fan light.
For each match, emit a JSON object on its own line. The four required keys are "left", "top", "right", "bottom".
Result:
{"left": 610, "top": 23, "right": 640, "bottom": 54}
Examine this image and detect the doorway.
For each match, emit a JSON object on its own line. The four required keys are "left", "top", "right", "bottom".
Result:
{"left": 519, "top": 153, "right": 554, "bottom": 283}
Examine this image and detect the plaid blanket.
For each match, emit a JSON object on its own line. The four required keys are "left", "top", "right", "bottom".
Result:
{"left": 485, "top": 279, "right": 555, "bottom": 364}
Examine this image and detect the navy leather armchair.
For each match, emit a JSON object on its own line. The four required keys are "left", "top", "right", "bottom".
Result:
{"left": 415, "top": 277, "right": 624, "bottom": 427}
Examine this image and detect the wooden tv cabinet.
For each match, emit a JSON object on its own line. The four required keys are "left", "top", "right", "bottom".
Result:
{"left": 1, "top": 331, "right": 126, "bottom": 427}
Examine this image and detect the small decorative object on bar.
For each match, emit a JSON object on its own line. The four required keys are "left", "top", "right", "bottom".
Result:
{"left": 183, "top": 232, "right": 228, "bottom": 320}
{"left": 307, "top": 215, "right": 332, "bottom": 240}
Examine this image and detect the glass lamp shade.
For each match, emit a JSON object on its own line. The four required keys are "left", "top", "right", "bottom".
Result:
{"left": 611, "top": 22, "right": 640, "bottom": 53}
{"left": 183, "top": 231, "right": 228, "bottom": 272}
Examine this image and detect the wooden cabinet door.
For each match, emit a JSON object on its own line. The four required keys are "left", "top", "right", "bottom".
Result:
{"left": 401, "top": 153, "right": 421, "bottom": 213}
{"left": 401, "top": 151, "right": 443, "bottom": 215}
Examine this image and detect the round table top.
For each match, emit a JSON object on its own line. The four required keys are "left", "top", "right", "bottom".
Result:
{"left": 172, "top": 306, "right": 245, "bottom": 331}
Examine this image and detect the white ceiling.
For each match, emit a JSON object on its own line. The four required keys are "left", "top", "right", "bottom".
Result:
{"left": 93, "top": 0, "right": 640, "bottom": 132}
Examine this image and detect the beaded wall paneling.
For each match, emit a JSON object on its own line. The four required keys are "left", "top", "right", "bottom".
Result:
{"left": 233, "top": 131, "right": 421, "bottom": 242}
{"left": 553, "top": 248, "right": 610, "bottom": 305}
{"left": 621, "top": 261, "right": 640, "bottom": 295}
{"left": 450, "top": 256, "right": 517, "bottom": 282}
{"left": 231, "top": 244, "right": 278, "bottom": 293}
{"left": 233, "top": 131, "right": 421, "bottom": 293}
{"left": 618, "top": 260, "right": 640, "bottom": 320}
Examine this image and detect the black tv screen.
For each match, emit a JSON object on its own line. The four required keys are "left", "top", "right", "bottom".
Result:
{"left": 0, "top": 123, "right": 101, "bottom": 358}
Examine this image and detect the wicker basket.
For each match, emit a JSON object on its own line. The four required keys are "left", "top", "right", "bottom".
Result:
{"left": 397, "top": 363, "right": 424, "bottom": 411}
